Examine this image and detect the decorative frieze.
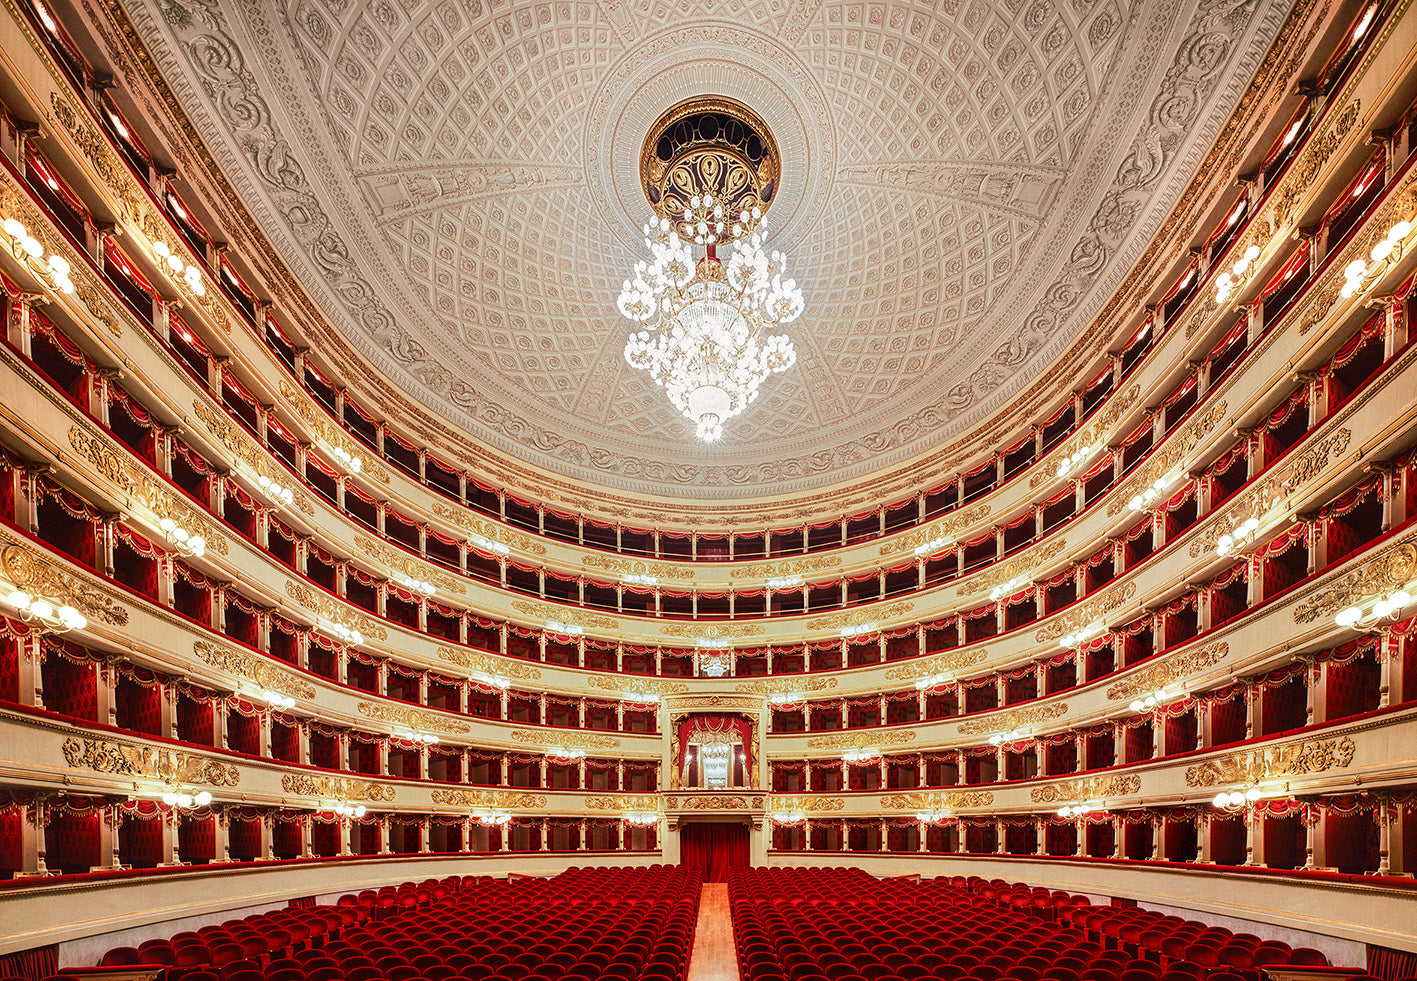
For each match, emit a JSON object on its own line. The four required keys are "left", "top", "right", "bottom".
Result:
{"left": 1184, "top": 736, "right": 1357, "bottom": 787}
{"left": 1034, "top": 582, "right": 1136, "bottom": 644}
{"left": 879, "top": 504, "right": 992, "bottom": 558}
{"left": 428, "top": 502, "right": 546, "bottom": 555}
{"left": 277, "top": 380, "right": 391, "bottom": 483}
{"left": 1029, "top": 774, "right": 1141, "bottom": 804}
{"left": 805, "top": 601, "right": 914, "bottom": 633}
{"left": 436, "top": 646, "right": 541, "bottom": 680}
{"left": 62, "top": 737, "right": 240, "bottom": 786}
{"left": 69, "top": 425, "right": 228, "bottom": 555}
{"left": 1106, "top": 401, "right": 1228, "bottom": 517}
{"left": 729, "top": 556, "right": 843, "bottom": 580}
{"left": 883, "top": 648, "right": 987, "bottom": 682}
{"left": 734, "top": 677, "right": 839, "bottom": 696}
{"left": 192, "top": 402, "right": 315, "bottom": 515}
{"left": 510, "top": 599, "right": 618, "bottom": 631}
{"left": 355, "top": 701, "right": 471, "bottom": 735}
{"left": 585, "top": 795, "right": 662, "bottom": 811}
{"left": 586, "top": 676, "right": 688, "bottom": 698}
{"left": 354, "top": 535, "right": 464, "bottom": 594}
{"left": 431, "top": 789, "right": 545, "bottom": 808}
{"left": 580, "top": 555, "right": 693, "bottom": 580}
{"left": 1032, "top": 384, "right": 1141, "bottom": 487}
{"left": 1105, "top": 641, "right": 1230, "bottom": 701}
{"left": 194, "top": 640, "right": 317, "bottom": 700}
{"left": 956, "top": 703, "right": 1068, "bottom": 736}
{"left": 1292, "top": 540, "right": 1416, "bottom": 624}
{"left": 509, "top": 730, "right": 621, "bottom": 751}
{"left": 662, "top": 795, "right": 764, "bottom": 810}
{"left": 657, "top": 621, "right": 764, "bottom": 639}
{"left": 806, "top": 730, "right": 918, "bottom": 751}
{"left": 284, "top": 581, "right": 388, "bottom": 641}
{"left": 767, "top": 795, "right": 845, "bottom": 812}
{"left": 281, "top": 773, "right": 396, "bottom": 801}
{"left": 958, "top": 539, "right": 1067, "bottom": 598}
{"left": 878, "top": 790, "right": 995, "bottom": 810}
{"left": 1, "top": 544, "right": 129, "bottom": 626}
{"left": 1189, "top": 428, "right": 1350, "bottom": 557}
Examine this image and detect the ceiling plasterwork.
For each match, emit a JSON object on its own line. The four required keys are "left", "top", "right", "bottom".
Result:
{"left": 120, "top": 0, "right": 1285, "bottom": 501}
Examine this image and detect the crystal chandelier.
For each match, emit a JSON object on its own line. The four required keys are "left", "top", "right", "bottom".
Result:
{"left": 618, "top": 196, "right": 803, "bottom": 441}
{"left": 618, "top": 96, "right": 804, "bottom": 442}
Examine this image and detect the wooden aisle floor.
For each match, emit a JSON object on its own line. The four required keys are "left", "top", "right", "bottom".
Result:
{"left": 686, "top": 881, "right": 740, "bottom": 981}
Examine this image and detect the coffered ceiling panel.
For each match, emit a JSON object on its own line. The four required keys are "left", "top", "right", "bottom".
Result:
{"left": 123, "top": 0, "right": 1289, "bottom": 501}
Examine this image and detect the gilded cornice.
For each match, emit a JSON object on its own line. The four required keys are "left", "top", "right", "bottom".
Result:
{"left": 806, "top": 730, "right": 917, "bottom": 751}
{"left": 276, "top": 380, "right": 391, "bottom": 484}
{"left": 958, "top": 539, "right": 1067, "bottom": 598}
{"left": 956, "top": 703, "right": 1069, "bottom": 737}
{"left": 430, "top": 789, "right": 546, "bottom": 808}
{"left": 580, "top": 555, "right": 694, "bottom": 581}
{"left": 68, "top": 425, "right": 229, "bottom": 556}
{"left": 1106, "top": 401, "right": 1228, "bottom": 517}
{"left": 879, "top": 505, "right": 992, "bottom": 558}
{"left": 878, "top": 790, "right": 995, "bottom": 810}
{"left": 1031, "top": 385, "right": 1142, "bottom": 489}
{"left": 805, "top": 601, "right": 914, "bottom": 633}
{"left": 882, "top": 648, "right": 987, "bottom": 682}
{"left": 510, "top": 600, "right": 617, "bottom": 631}
{"left": 355, "top": 702, "right": 471, "bottom": 736}
{"left": 284, "top": 581, "right": 388, "bottom": 641}
{"left": 280, "top": 773, "right": 396, "bottom": 802}
{"left": 584, "top": 794, "right": 661, "bottom": 811}
{"left": 657, "top": 622, "right": 764, "bottom": 639}
{"left": 1104, "top": 641, "right": 1230, "bottom": 702}
{"left": 435, "top": 646, "right": 540, "bottom": 680}
{"left": 353, "top": 535, "right": 465, "bottom": 595}
{"left": 63, "top": 736, "right": 241, "bottom": 786}
{"left": 1034, "top": 582, "right": 1137, "bottom": 644}
{"left": 662, "top": 795, "right": 764, "bottom": 810}
{"left": 1183, "top": 735, "right": 1357, "bottom": 787}
{"left": 509, "top": 730, "right": 621, "bottom": 751}
{"left": 734, "top": 677, "right": 839, "bottom": 696}
{"left": 428, "top": 502, "right": 546, "bottom": 555}
{"left": 193, "top": 639, "right": 317, "bottom": 700}
{"left": 1292, "top": 538, "right": 1417, "bottom": 625}
{"left": 191, "top": 402, "right": 316, "bottom": 516}
{"left": 768, "top": 794, "right": 845, "bottom": 812}
{"left": 1028, "top": 774, "right": 1140, "bottom": 805}
{"left": 586, "top": 676, "right": 688, "bottom": 698}
{"left": 0, "top": 544, "right": 129, "bottom": 627}
{"left": 729, "top": 556, "right": 844, "bottom": 580}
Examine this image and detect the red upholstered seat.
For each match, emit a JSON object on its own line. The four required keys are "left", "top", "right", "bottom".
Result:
{"left": 101, "top": 949, "right": 143, "bottom": 966}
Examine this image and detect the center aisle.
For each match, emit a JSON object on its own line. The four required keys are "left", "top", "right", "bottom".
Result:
{"left": 686, "top": 881, "right": 741, "bottom": 981}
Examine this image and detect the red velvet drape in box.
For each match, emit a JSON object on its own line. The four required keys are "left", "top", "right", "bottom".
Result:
{"left": 680, "top": 822, "right": 748, "bottom": 882}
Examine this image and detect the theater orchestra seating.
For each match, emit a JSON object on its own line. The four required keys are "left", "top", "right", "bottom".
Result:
{"left": 727, "top": 867, "right": 1378, "bottom": 981}
{"left": 74, "top": 867, "right": 698, "bottom": 981}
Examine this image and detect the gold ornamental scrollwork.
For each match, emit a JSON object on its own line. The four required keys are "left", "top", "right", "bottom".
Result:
{"left": 663, "top": 795, "right": 764, "bottom": 810}
{"left": 1183, "top": 736, "right": 1356, "bottom": 788}
{"left": 1, "top": 544, "right": 129, "bottom": 626}
{"left": 805, "top": 601, "right": 914, "bottom": 632}
{"left": 587, "top": 676, "right": 688, "bottom": 698}
{"left": 194, "top": 640, "right": 317, "bottom": 700}
{"left": 69, "top": 427, "right": 229, "bottom": 556}
{"left": 883, "top": 648, "right": 987, "bottom": 682}
{"left": 880, "top": 504, "right": 993, "bottom": 558}
{"left": 879, "top": 790, "right": 995, "bottom": 810}
{"left": 1293, "top": 540, "right": 1417, "bottom": 624}
{"left": 436, "top": 646, "right": 541, "bottom": 680}
{"left": 281, "top": 773, "right": 396, "bottom": 802}
{"left": 510, "top": 600, "right": 619, "bottom": 631}
{"left": 192, "top": 402, "right": 316, "bottom": 515}
{"left": 730, "top": 556, "right": 843, "bottom": 580}
{"left": 354, "top": 535, "right": 464, "bottom": 595}
{"left": 63, "top": 737, "right": 240, "bottom": 786}
{"left": 734, "top": 677, "right": 839, "bottom": 696}
{"left": 658, "top": 621, "right": 765, "bottom": 639}
{"left": 277, "top": 381, "right": 391, "bottom": 483}
{"left": 284, "top": 581, "right": 388, "bottom": 641}
{"left": 806, "top": 730, "right": 917, "bottom": 751}
{"left": 1106, "top": 401, "right": 1228, "bottom": 517}
{"left": 429, "top": 502, "right": 546, "bottom": 555}
{"left": 957, "top": 703, "right": 1068, "bottom": 736}
{"left": 768, "top": 795, "right": 845, "bottom": 812}
{"left": 1189, "top": 428, "right": 1351, "bottom": 558}
{"left": 431, "top": 789, "right": 546, "bottom": 808}
{"left": 1032, "top": 385, "right": 1141, "bottom": 488}
{"left": 1105, "top": 641, "right": 1230, "bottom": 701}
{"left": 1035, "top": 582, "right": 1136, "bottom": 644}
{"left": 668, "top": 694, "right": 763, "bottom": 712}
{"left": 356, "top": 701, "right": 471, "bottom": 735}
{"left": 958, "top": 539, "right": 1067, "bottom": 598}
{"left": 580, "top": 555, "right": 694, "bottom": 581}
{"left": 585, "top": 795, "right": 662, "bottom": 811}
{"left": 510, "top": 730, "right": 621, "bottom": 751}
{"left": 1029, "top": 774, "right": 1141, "bottom": 805}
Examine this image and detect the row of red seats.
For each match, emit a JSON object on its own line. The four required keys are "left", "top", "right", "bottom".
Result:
{"left": 728, "top": 868, "right": 1357, "bottom": 981}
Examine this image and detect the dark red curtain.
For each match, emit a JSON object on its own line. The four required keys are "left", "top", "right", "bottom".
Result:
{"left": 681, "top": 822, "right": 749, "bottom": 882}
{"left": 0, "top": 945, "right": 57, "bottom": 981}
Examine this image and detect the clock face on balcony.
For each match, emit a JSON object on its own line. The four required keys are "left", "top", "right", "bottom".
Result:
{"left": 127, "top": 0, "right": 1286, "bottom": 501}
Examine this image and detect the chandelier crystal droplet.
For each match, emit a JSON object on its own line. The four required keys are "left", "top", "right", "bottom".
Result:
{"left": 619, "top": 195, "right": 803, "bottom": 442}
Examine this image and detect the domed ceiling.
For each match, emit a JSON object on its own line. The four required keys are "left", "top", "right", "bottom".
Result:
{"left": 126, "top": 0, "right": 1287, "bottom": 502}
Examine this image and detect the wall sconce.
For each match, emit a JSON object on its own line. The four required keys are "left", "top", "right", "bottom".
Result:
{"left": 915, "top": 809, "right": 953, "bottom": 824}
{"left": 1216, "top": 516, "right": 1261, "bottom": 557}
{"left": 1129, "top": 474, "right": 1174, "bottom": 512}
{"left": 771, "top": 811, "right": 806, "bottom": 824}
{"left": 1213, "top": 244, "right": 1261, "bottom": 304}
{"left": 624, "top": 811, "right": 659, "bottom": 826}
{"left": 392, "top": 570, "right": 436, "bottom": 596}
{"left": 332, "top": 802, "right": 368, "bottom": 818}
{"left": 149, "top": 239, "right": 205, "bottom": 297}
{"left": 1340, "top": 220, "right": 1413, "bottom": 299}
{"left": 1056, "top": 802, "right": 1101, "bottom": 818}
{"left": 329, "top": 444, "right": 363, "bottom": 475}
{"left": 1212, "top": 787, "right": 1262, "bottom": 811}
{"left": 319, "top": 618, "right": 364, "bottom": 646}
{"left": 1059, "top": 622, "right": 1103, "bottom": 649}
{"left": 1, "top": 217, "right": 75, "bottom": 294}
{"left": 988, "top": 729, "right": 1027, "bottom": 747}
{"left": 988, "top": 576, "right": 1027, "bottom": 602}
{"left": 842, "top": 748, "right": 879, "bottom": 764}
{"left": 1335, "top": 590, "right": 1411, "bottom": 631}
{"left": 913, "top": 536, "right": 951, "bottom": 558}
{"left": 474, "top": 810, "right": 511, "bottom": 826}
{"left": 158, "top": 516, "right": 206, "bottom": 558}
{"left": 160, "top": 788, "right": 213, "bottom": 809}
{"left": 4, "top": 589, "right": 86, "bottom": 632}
{"left": 1128, "top": 687, "right": 1181, "bottom": 714}
{"left": 1056, "top": 444, "right": 1097, "bottom": 479}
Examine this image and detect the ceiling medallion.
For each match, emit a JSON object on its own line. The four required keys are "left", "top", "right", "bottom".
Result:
{"left": 618, "top": 97, "right": 804, "bottom": 442}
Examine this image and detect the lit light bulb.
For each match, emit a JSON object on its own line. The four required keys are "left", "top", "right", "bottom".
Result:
{"left": 194, "top": 791, "right": 212, "bottom": 806}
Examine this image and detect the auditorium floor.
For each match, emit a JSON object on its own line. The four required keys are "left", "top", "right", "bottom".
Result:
{"left": 688, "top": 881, "right": 741, "bottom": 981}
